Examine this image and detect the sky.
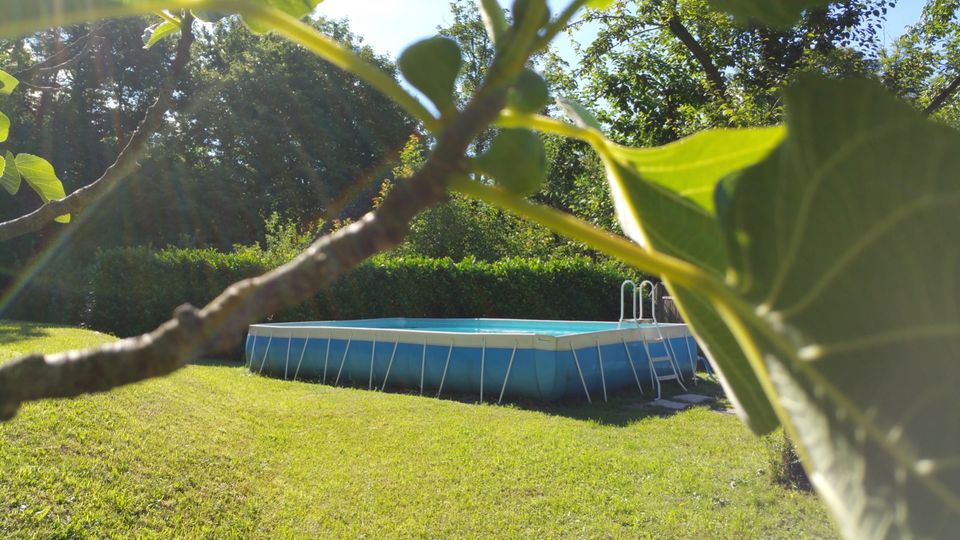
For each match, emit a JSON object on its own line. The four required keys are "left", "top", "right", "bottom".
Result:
{"left": 883, "top": 1, "right": 926, "bottom": 45}
{"left": 313, "top": 0, "right": 929, "bottom": 63}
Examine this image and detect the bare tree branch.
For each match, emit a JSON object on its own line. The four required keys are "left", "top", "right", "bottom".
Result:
{"left": 0, "top": 15, "right": 195, "bottom": 242}
{"left": 923, "top": 73, "right": 960, "bottom": 117}
{"left": 13, "top": 24, "right": 103, "bottom": 79}
{"left": 666, "top": 14, "right": 727, "bottom": 97}
{"left": 12, "top": 26, "right": 97, "bottom": 77}
{"left": 0, "top": 83, "right": 508, "bottom": 421}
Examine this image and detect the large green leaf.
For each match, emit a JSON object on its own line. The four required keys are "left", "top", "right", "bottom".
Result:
{"left": 708, "top": 0, "right": 833, "bottom": 27}
{"left": 0, "top": 152, "right": 20, "bottom": 195}
{"left": 15, "top": 154, "right": 70, "bottom": 223}
{"left": 609, "top": 127, "right": 785, "bottom": 213}
{"left": 603, "top": 127, "right": 785, "bottom": 434}
{"left": 721, "top": 77, "right": 960, "bottom": 537}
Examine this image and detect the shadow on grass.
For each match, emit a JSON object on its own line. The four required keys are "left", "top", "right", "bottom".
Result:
{"left": 192, "top": 357, "right": 246, "bottom": 367}
{"left": 251, "top": 360, "right": 731, "bottom": 428}
{"left": 0, "top": 320, "right": 54, "bottom": 345}
{"left": 496, "top": 375, "right": 730, "bottom": 427}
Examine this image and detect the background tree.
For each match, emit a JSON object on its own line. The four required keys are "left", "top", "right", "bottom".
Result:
{"left": 882, "top": 0, "right": 960, "bottom": 120}
{"left": 574, "top": 0, "right": 893, "bottom": 146}
{"left": 0, "top": 15, "right": 415, "bottom": 320}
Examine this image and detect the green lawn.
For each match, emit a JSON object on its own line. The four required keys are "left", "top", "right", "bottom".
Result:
{"left": 0, "top": 321, "right": 836, "bottom": 538}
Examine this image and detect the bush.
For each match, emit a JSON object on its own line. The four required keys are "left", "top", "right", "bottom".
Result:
{"left": 86, "top": 246, "right": 643, "bottom": 337}
{"left": 390, "top": 193, "right": 574, "bottom": 261}
{"left": 764, "top": 431, "right": 812, "bottom": 491}
{"left": 0, "top": 253, "right": 93, "bottom": 326}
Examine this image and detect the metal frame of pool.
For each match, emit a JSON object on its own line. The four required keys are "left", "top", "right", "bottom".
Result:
{"left": 245, "top": 318, "right": 698, "bottom": 403}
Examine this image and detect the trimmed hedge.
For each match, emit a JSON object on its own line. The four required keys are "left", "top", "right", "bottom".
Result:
{"left": 87, "top": 247, "right": 644, "bottom": 337}
{"left": 0, "top": 259, "right": 92, "bottom": 326}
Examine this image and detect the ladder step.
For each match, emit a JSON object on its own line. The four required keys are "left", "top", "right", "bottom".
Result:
{"left": 656, "top": 374, "right": 679, "bottom": 381}
{"left": 650, "top": 356, "right": 674, "bottom": 363}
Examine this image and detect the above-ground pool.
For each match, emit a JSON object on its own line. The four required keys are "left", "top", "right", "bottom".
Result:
{"left": 245, "top": 318, "right": 697, "bottom": 403}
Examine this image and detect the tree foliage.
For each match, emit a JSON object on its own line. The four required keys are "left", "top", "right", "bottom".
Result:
{"left": 0, "top": 15, "right": 414, "bottom": 277}
{"left": 573, "top": 0, "right": 893, "bottom": 146}
{"left": 182, "top": 17, "right": 413, "bottom": 226}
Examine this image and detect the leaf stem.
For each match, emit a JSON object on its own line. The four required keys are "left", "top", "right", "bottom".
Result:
{"left": 478, "top": 0, "right": 508, "bottom": 45}
{"left": 450, "top": 175, "right": 725, "bottom": 296}
{"left": 497, "top": 111, "right": 605, "bottom": 145}
{"left": 484, "top": 0, "right": 550, "bottom": 90}
{"left": 153, "top": 10, "right": 182, "bottom": 25}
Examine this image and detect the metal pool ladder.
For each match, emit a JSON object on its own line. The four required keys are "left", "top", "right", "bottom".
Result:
{"left": 621, "top": 280, "right": 688, "bottom": 399}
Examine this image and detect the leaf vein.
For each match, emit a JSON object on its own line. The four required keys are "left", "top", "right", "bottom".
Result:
{"left": 762, "top": 117, "right": 915, "bottom": 309}
{"left": 780, "top": 191, "right": 960, "bottom": 319}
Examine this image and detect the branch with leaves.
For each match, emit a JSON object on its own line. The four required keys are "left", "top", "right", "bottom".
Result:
{"left": 0, "top": 0, "right": 546, "bottom": 419}
{"left": 665, "top": 14, "right": 726, "bottom": 96}
{"left": 0, "top": 13, "right": 195, "bottom": 242}
{"left": 923, "top": 72, "right": 960, "bottom": 117}
{"left": 0, "top": 87, "right": 508, "bottom": 421}
{"left": 12, "top": 24, "right": 103, "bottom": 79}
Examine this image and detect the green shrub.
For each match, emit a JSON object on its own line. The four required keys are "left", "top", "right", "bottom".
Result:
{"left": 0, "top": 254, "right": 93, "bottom": 326}
{"left": 86, "top": 247, "right": 644, "bottom": 337}
{"left": 764, "top": 431, "right": 812, "bottom": 492}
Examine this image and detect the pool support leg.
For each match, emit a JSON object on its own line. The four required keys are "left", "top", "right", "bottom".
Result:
{"left": 334, "top": 338, "right": 352, "bottom": 386}
{"left": 596, "top": 340, "right": 608, "bottom": 403}
{"left": 321, "top": 336, "right": 331, "bottom": 383}
{"left": 479, "top": 341, "right": 486, "bottom": 403}
{"left": 258, "top": 332, "right": 273, "bottom": 374}
{"left": 569, "top": 344, "right": 592, "bottom": 404}
{"left": 622, "top": 337, "right": 643, "bottom": 395}
{"left": 292, "top": 337, "right": 311, "bottom": 381}
{"left": 368, "top": 338, "right": 377, "bottom": 390}
{"left": 436, "top": 344, "right": 454, "bottom": 399}
{"left": 420, "top": 339, "right": 426, "bottom": 396}
{"left": 684, "top": 335, "right": 697, "bottom": 385}
{"left": 247, "top": 334, "right": 258, "bottom": 369}
{"left": 497, "top": 341, "right": 518, "bottom": 405}
{"left": 380, "top": 337, "right": 400, "bottom": 391}
{"left": 284, "top": 336, "right": 292, "bottom": 380}
{"left": 665, "top": 335, "right": 683, "bottom": 383}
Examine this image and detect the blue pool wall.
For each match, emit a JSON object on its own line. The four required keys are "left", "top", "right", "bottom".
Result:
{"left": 245, "top": 320, "right": 696, "bottom": 402}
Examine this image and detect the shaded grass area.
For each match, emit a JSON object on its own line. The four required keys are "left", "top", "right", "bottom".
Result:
{"left": 0, "top": 321, "right": 836, "bottom": 538}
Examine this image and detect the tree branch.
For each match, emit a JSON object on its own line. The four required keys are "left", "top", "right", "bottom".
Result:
{"left": 0, "top": 14, "right": 194, "bottom": 243}
{"left": 923, "top": 73, "right": 960, "bottom": 117}
{"left": 12, "top": 27, "right": 95, "bottom": 76}
{"left": 13, "top": 24, "right": 103, "bottom": 79}
{"left": 0, "top": 82, "right": 509, "bottom": 422}
{"left": 666, "top": 14, "right": 727, "bottom": 97}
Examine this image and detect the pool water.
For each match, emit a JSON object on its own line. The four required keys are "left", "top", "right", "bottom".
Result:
{"left": 274, "top": 318, "right": 656, "bottom": 336}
